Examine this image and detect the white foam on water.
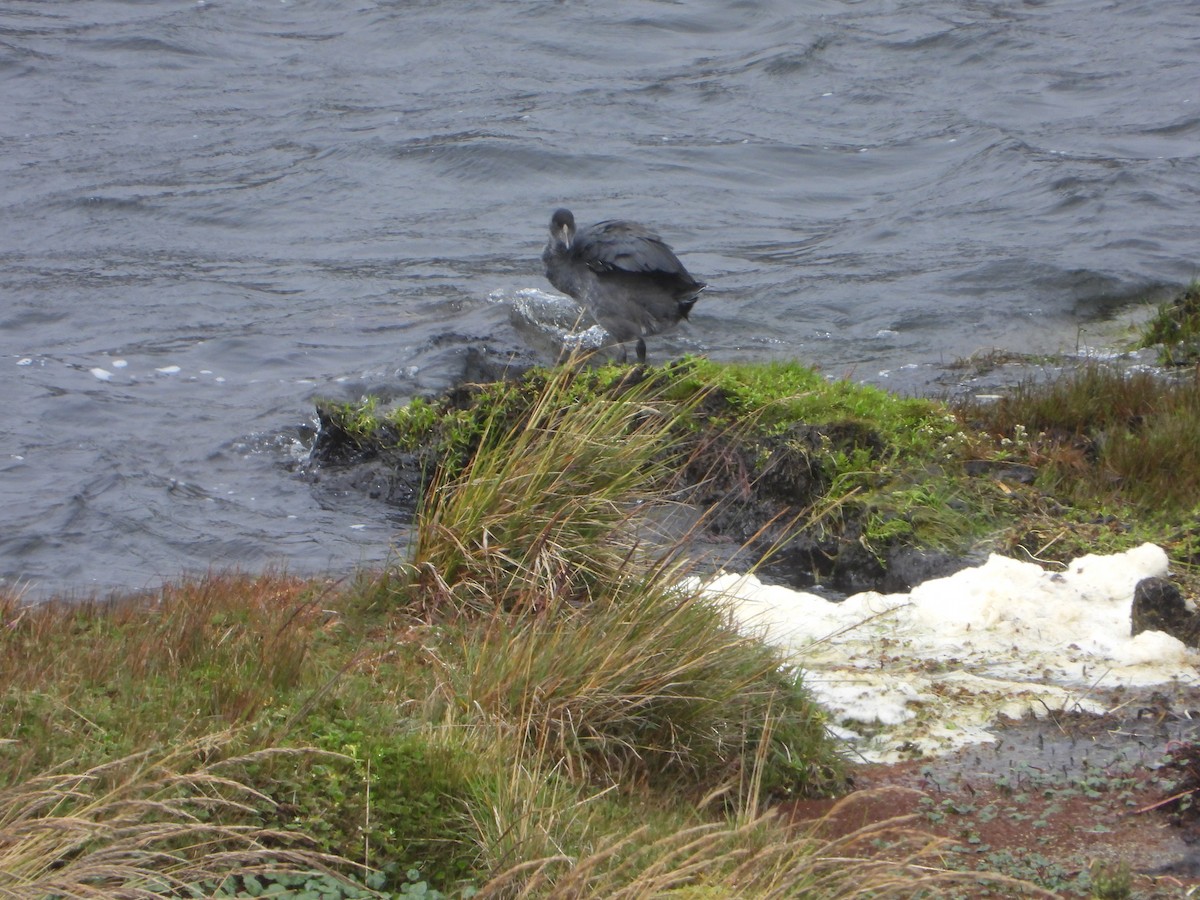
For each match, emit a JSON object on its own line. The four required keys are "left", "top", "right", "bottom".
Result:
{"left": 155, "top": 365, "right": 181, "bottom": 375}
{"left": 696, "top": 544, "right": 1199, "bottom": 761}
{"left": 89, "top": 367, "right": 114, "bottom": 381}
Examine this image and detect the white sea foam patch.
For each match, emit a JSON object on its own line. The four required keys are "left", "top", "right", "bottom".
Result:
{"left": 696, "top": 543, "right": 1199, "bottom": 762}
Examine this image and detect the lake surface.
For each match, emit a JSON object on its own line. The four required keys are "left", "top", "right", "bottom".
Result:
{"left": 2, "top": 0, "right": 1197, "bottom": 600}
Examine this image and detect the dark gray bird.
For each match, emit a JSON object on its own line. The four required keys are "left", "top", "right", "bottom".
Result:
{"left": 541, "top": 208, "right": 705, "bottom": 363}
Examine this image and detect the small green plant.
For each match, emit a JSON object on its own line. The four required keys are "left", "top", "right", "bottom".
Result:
{"left": 1137, "top": 280, "right": 1200, "bottom": 365}
{"left": 278, "top": 722, "right": 479, "bottom": 889}
{"left": 318, "top": 395, "right": 385, "bottom": 444}
{"left": 1087, "top": 858, "right": 1132, "bottom": 900}
{"left": 202, "top": 871, "right": 374, "bottom": 899}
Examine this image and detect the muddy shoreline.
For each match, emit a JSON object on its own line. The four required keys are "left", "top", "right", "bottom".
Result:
{"left": 785, "top": 686, "right": 1200, "bottom": 897}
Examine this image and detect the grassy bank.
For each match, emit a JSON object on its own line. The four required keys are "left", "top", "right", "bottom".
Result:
{"left": 0, "top": 363, "right": 958, "bottom": 899}
{"left": 318, "top": 344, "right": 1200, "bottom": 590}
{"left": 6, "top": 313, "right": 1200, "bottom": 896}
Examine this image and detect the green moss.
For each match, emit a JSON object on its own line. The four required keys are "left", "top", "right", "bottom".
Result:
{"left": 324, "top": 357, "right": 954, "bottom": 470}
{"left": 338, "top": 396, "right": 384, "bottom": 439}
{"left": 675, "top": 357, "right": 950, "bottom": 443}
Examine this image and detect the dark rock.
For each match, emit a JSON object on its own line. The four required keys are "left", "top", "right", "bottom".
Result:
{"left": 302, "top": 403, "right": 429, "bottom": 515}
{"left": 830, "top": 531, "right": 887, "bottom": 595}
{"left": 1132, "top": 577, "right": 1200, "bottom": 648}
{"left": 308, "top": 401, "right": 389, "bottom": 468}
{"left": 880, "top": 548, "right": 984, "bottom": 593}
{"left": 458, "top": 345, "right": 537, "bottom": 385}
{"left": 303, "top": 458, "right": 422, "bottom": 517}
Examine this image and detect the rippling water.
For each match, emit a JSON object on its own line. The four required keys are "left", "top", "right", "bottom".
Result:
{"left": 2, "top": 0, "right": 1197, "bottom": 599}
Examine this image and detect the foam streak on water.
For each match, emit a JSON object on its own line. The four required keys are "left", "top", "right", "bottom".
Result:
{"left": 1, "top": 0, "right": 1198, "bottom": 598}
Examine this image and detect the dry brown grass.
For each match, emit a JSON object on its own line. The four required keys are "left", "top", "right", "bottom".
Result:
{"left": 0, "top": 571, "right": 332, "bottom": 693}
{"left": 472, "top": 788, "right": 1054, "bottom": 899}
{"left": 0, "top": 735, "right": 354, "bottom": 899}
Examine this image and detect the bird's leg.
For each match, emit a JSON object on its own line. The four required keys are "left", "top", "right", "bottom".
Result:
{"left": 635, "top": 337, "right": 647, "bottom": 364}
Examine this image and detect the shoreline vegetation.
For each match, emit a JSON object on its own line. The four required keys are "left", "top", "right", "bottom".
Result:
{"left": 3, "top": 283, "right": 1200, "bottom": 898}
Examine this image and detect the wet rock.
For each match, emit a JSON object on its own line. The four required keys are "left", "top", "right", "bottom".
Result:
{"left": 457, "top": 345, "right": 537, "bottom": 385}
{"left": 879, "top": 548, "right": 983, "bottom": 593}
{"left": 308, "top": 401, "right": 391, "bottom": 468}
{"left": 829, "top": 531, "right": 886, "bottom": 595}
{"left": 1132, "top": 576, "right": 1200, "bottom": 648}
{"left": 302, "top": 402, "right": 427, "bottom": 514}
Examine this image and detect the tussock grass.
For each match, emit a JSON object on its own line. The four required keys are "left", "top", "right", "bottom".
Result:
{"left": 410, "top": 363, "right": 701, "bottom": 611}
{"left": 403, "top": 357, "right": 842, "bottom": 800}
{"left": 1138, "top": 280, "right": 1200, "bottom": 365}
{"left": 438, "top": 586, "right": 837, "bottom": 798}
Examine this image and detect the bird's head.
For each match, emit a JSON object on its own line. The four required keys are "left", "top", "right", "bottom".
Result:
{"left": 548, "top": 208, "right": 576, "bottom": 251}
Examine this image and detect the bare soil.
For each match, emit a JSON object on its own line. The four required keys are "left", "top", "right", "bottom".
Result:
{"left": 782, "top": 685, "right": 1200, "bottom": 898}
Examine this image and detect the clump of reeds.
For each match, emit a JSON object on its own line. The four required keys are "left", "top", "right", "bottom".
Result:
{"left": 1139, "top": 280, "right": 1200, "bottom": 365}
{"left": 410, "top": 363, "right": 700, "bottom": 612}
{"left": 440, "top": 580, "right": 838, "bottom": 799}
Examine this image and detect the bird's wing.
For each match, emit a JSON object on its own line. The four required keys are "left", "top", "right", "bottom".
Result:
{"left": 576, "top": 220, "right": 688, "bottom": 277}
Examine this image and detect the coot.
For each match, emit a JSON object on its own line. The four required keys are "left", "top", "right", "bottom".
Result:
{"left": 541, "top": 208, "right": 705, "bottom": 363}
